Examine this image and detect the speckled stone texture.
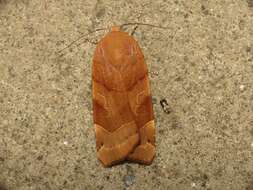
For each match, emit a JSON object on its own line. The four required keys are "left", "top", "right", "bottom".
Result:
{"left": 0, "top": 0, "right": 252, "bottom": 190}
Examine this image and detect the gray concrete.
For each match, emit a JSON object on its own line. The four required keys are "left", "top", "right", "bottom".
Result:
{"left": 0, "top": 0, "right": 252, "bottom": 189}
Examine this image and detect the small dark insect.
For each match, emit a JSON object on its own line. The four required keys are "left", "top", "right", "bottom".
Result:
{"left": 160, "top": 99, "right": 171, "bottom": 114}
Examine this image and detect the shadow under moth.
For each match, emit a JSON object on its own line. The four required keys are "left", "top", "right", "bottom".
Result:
{"left": 92, "top": 26, "right": 155, "bottom": 167}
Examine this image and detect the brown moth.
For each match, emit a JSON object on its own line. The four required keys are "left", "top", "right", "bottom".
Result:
{"left": 92, "top": 26, "right": 155, "bottom": 167}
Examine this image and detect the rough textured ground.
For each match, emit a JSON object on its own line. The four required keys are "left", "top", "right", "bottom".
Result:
{"left": 0, "top": 0, "right": 253, "bottom": 190}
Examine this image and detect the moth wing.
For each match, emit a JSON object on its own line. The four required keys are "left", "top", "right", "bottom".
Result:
{"left": 126, "top": 41, "right": 156, "bottom": 164}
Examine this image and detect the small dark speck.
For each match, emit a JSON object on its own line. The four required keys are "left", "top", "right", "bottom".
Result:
{"left": 246, "top": 46, "right": 251, "bottom": 53}
{"left": 0, "top": 157, "right": 4, "bottom": 162}
{"left": 184, "top": 13, "right": 189, "bottom": 18}
{"left": 175, "top": 76, "right": 183, "bottom": 82}
{"left": 37, "top": 155, "right": 43, "bottom": 160}
{"left": 247, "top": 0, "right": 253, "bottom": 7}
{"left": 201, "top": 180, "right": 207, "bottom": 187}
{"left": 201, "top": 5, "right": 209, "bottom": 15}
{"left": 203, "top": 174, "right": 208, "bottom": 180}
{"left": 159, "top": 129, "right": 164, "bottom": 135}
{"left": 239, "top": 20, "right": 245, "bottom": 30}
{"left": 250, "top": 128, "right": 253, "bottom": 136}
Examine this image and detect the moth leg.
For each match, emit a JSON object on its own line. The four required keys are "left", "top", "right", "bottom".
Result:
{"left": 130, "top": 25, "right": 138, "bottom": 36}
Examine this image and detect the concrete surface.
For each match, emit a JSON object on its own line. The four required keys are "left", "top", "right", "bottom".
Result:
{"left": 0, "top": 0, "right": 253, "bottom": 189}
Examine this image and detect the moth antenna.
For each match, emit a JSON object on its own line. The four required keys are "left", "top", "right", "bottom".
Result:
{"left": 56, "top": 28, "right": 107, "bottom": 54}
{"left": 120, "top": 22, "right": 171, "bottom": 30}
{"left": 130, "top": 25, "right": 138, "bottom": 36}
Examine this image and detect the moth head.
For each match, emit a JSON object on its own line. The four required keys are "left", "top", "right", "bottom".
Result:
{"left": 97, "top": 31, "right": 140, "bottom": 66}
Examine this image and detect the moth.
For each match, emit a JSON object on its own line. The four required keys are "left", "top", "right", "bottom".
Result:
{"left": 92, "top": 26, "right": 155, "bottom": 167}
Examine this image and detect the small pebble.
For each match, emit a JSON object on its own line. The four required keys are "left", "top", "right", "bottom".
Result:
{"left": 123, "top": 174, "right": 135, "bottom": 187}
{"left": 239, "top": 85, "right": 245, "bottom": 91}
